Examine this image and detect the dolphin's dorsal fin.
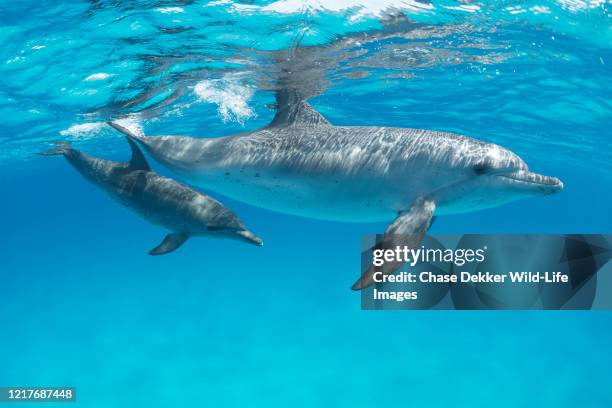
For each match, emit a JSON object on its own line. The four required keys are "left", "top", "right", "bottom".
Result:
{"left": 270, "top": 100, "right": 330, "bottom": 127}
{"left": 107, "top": 122, "right": 151, "bottom": 171}
{"left": 125, "top": 136, "right": 151, "bottom": 171}
{"left": 269, "top": 85, "right": 330, "bottom": 128}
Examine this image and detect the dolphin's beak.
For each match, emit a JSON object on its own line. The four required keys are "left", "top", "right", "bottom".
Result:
{"left": 235, "top": 230, "right": 264, "bottom": 246}
{"left": 498, "top": 170, "right": 563, "bottom": 195}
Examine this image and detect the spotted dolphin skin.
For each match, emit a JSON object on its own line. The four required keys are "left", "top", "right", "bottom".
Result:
{"left": 108, "top": 98, "right": 562, "bottom": 287}
{"left": 40, "top": 137, "right": 263, "bottom": 255}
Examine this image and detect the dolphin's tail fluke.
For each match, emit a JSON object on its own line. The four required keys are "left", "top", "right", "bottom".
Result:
{"left": 107, "top": 121, "right": 141, "bottom": 141}
{"left": 38, "top": 141, "right": 72, "bottom": 156}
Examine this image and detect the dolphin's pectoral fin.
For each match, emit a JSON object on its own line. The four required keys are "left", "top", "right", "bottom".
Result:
{"left": 148, "top": 232, "right": 190, "bottom": 256}
{"left": 351, "top": 197, "right": 436, "bottom": 291}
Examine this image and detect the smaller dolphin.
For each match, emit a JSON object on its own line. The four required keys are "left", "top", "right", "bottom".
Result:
{"left": 39, "top": 135, "right": 262, "bottom": 255}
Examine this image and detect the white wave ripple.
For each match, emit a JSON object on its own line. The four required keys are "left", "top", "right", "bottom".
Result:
{"left": 193, "top": 76, "right": 255, "bottom": 124}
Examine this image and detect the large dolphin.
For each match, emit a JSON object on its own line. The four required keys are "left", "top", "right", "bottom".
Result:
{"left": 107, "top": 96, "right": 562, "bottom": 288}
{"left": 40, "top": 136, "right": 262, "bottom": 255}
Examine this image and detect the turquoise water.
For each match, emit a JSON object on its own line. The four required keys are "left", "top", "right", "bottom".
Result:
{"left": 1, "top": 1, "right": 612, "bottom": 406}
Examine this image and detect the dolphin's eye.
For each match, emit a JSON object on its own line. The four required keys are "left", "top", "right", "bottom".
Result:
{"left": 473, "top": 163, "right": 490, "bottom": 175}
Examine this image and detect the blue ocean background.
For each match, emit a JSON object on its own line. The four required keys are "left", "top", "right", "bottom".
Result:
{"left": 1, "top": 0, "right": 611, "bottom": 406}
